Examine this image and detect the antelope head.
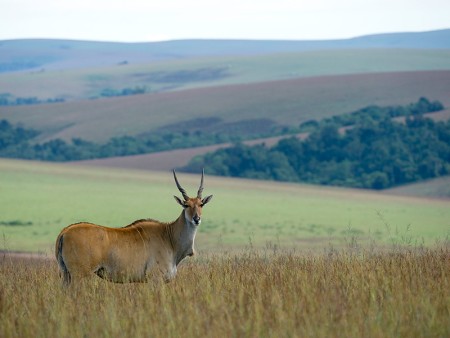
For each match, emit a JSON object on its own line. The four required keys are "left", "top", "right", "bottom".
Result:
{"left": 173, "top": 169, "right": 213, "bottom": 226}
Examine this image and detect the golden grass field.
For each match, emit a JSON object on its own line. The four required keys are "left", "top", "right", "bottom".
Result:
{"left": 0, "top": 248, "right": 448, "bottom": 338}
{"left": 0, "top": 159, "right": 449, "bottom": 337}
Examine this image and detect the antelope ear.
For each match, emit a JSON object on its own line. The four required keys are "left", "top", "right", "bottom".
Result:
{"left": 201, "top": 195, "right": 213, "bottom": 206}
{"left": 174, "top": 196, "right": 187, "bottom": 207}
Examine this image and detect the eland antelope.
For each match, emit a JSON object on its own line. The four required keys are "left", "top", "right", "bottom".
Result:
{"left": 55, "top": 170, "right": 213, "bottom": 285}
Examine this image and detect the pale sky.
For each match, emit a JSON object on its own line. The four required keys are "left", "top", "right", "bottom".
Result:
{"left": 1, "top": 0, "right": 449, "bottom": 42}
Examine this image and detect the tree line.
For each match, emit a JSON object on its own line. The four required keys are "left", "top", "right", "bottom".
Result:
{"left": 0, "top": 120, "right": 235, "bottom": 161}
{"left": 0, "top": 86, "right": 150, "bottom": 106}
{"left": 98, "top": 86, "right": 148, "bottom": 98}
{"left": 182, "top": 99, "right": 450, "bottom": 189}
{"left": 0, "top": 93, "right": 65, "bottom": 106}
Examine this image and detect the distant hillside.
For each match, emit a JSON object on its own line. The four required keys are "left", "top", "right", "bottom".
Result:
{"left": 347, "top": 29, "right": 450, "bottom": 49}
{"left": 1, "top": 49, "right": 450, "bottom": 101}
{"left": 0, "top": 29, "right": 449, "bottom": 72}
{"left": 68, "top": 108, "right": 449, "bottom": 174}
{"left": 1, "top": 71, "right": 449, "bottom": 142}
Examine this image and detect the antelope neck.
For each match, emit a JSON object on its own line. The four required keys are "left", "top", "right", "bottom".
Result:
{"left": 167, "top": 210, "right": 197, "bottom": 265}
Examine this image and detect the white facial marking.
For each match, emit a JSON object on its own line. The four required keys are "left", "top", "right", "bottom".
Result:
{"left": 184, "top": 209, "right": 196, "bottom": 225}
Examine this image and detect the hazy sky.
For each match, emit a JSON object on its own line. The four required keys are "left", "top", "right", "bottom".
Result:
{"left": 1, "top": 0, "right": 449, "bottom": 42}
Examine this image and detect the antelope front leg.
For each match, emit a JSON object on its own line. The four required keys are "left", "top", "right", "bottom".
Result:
{"left": 162, "top": 264, "right": 177, "bottom": 283}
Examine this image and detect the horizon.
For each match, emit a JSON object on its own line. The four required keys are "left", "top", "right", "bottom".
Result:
{"left": 1, "top": 0, "right": 450, "bottom": 43}
{"left": 1, "top": 27, "right": 449, "bottom": 44}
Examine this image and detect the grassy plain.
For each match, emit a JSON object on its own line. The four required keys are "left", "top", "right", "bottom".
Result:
{"left": 0, "top": 159, "right": 448, "bottom": 254}
{"left": 0, "top": 249, "right": 448, "bottom": 337}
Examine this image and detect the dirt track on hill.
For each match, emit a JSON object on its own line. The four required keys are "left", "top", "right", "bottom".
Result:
{"left": 0, "top": 250, "right": 52, "bottom": 262}
{"left": 72, "top": 144, "right": 228, "bottom": 172}
{"left": 72, "top": 132, "right": 310, "bottom": 171}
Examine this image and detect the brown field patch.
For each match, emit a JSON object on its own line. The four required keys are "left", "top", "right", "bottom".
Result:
{"left": 72, "top": 144, "right": 229, "bottom": 171}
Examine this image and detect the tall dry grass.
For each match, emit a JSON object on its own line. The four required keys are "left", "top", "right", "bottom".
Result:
{"left": 0, "top": 247, "right": 448, "bottom": 338}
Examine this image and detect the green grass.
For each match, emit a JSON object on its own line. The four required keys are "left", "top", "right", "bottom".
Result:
{"left": 0, "top": 159, "right": 448, "bottom": 253}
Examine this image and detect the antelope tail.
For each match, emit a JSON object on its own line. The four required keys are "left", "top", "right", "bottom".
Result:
{"left": 56, "top": 235, "right": 71, "bottom": 286}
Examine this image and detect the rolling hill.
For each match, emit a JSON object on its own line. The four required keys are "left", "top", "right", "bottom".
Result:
{"left": 1, "top": 29, "right": 449, "bottom": 72}
{"left": 1, "top": 70, "right": 449, "bottom": 142}
{"left": 72, "top": 109, "right": 450, "bottom": 174}
{"left": 1, "top": 49, "right": 450, "bottom": 101}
